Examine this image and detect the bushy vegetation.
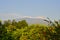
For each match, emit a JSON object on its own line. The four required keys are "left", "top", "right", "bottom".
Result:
{"left": 0, "top": 19, "right": 60, "bottom": 40}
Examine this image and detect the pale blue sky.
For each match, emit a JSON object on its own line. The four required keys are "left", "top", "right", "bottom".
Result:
{"left": 0, "top": 0, "right": 60, "bottom": 20}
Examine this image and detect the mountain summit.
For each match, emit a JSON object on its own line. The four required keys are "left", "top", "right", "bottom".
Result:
{"left": 16, "top": 16, "right": 48, "bottom": 25}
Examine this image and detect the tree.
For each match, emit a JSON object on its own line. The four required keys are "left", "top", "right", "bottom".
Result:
{"left": 0, "top": 21, "right": 7, "bottom": 40}
{"left": 0, "top": 20, "right": 2, "bottom": 26}
{"left": 4, "top": 20, "right": 11, "bottom": 27}
{"left": 17, "top": 20, "right": 28, "bottom": 29}
{"left": 12, "top": 19, "right": 17, "bottom": 26}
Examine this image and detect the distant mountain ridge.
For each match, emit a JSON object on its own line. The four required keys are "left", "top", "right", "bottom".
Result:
{"left": 16, "top": 16, "right": 49, "bottom": 25}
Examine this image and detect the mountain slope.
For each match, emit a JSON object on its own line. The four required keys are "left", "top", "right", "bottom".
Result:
{"left": 16, "top": 17, "right": 48, "bottom": 25}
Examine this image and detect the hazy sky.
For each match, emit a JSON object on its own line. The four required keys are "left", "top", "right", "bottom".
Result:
{"left": 0, "top": 0, "right": 60, "bottom": 20}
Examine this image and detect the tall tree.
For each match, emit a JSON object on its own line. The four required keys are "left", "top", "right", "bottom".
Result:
{"left": 17, "top": 20, "right": 28, "bottom": 29}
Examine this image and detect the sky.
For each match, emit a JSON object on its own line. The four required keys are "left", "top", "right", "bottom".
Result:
{"left": 0, "top": 0, "right": 60, "bottom": 20}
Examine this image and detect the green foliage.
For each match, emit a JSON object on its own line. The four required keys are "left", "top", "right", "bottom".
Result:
{"left": 0, "top": 19, "right": 60, "bottom": 40}
{"left": 17, "top": 20, "right": 28, "bottom": 29}
{"left": 3, "top": 20, "right": 11, "bottom": 27}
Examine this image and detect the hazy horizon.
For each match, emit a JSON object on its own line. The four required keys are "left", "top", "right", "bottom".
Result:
{"left": 0, "top": 0, "right": 60, "bottom": 20}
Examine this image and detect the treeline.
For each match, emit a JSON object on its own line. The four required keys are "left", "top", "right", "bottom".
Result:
{"left": 0, "top": 20, "right": 60, "bottom": 40}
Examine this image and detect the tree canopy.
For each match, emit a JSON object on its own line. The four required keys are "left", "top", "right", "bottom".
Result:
{"left": 0, "top": 19, "right": 60, "bottom": 40}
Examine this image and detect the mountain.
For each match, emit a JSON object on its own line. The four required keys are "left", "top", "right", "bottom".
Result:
{"left": 59, "top": 20, "right": 60, "bottom": 23}
{"left": 16, "top": 16, "right": 49, "bottom": 25}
